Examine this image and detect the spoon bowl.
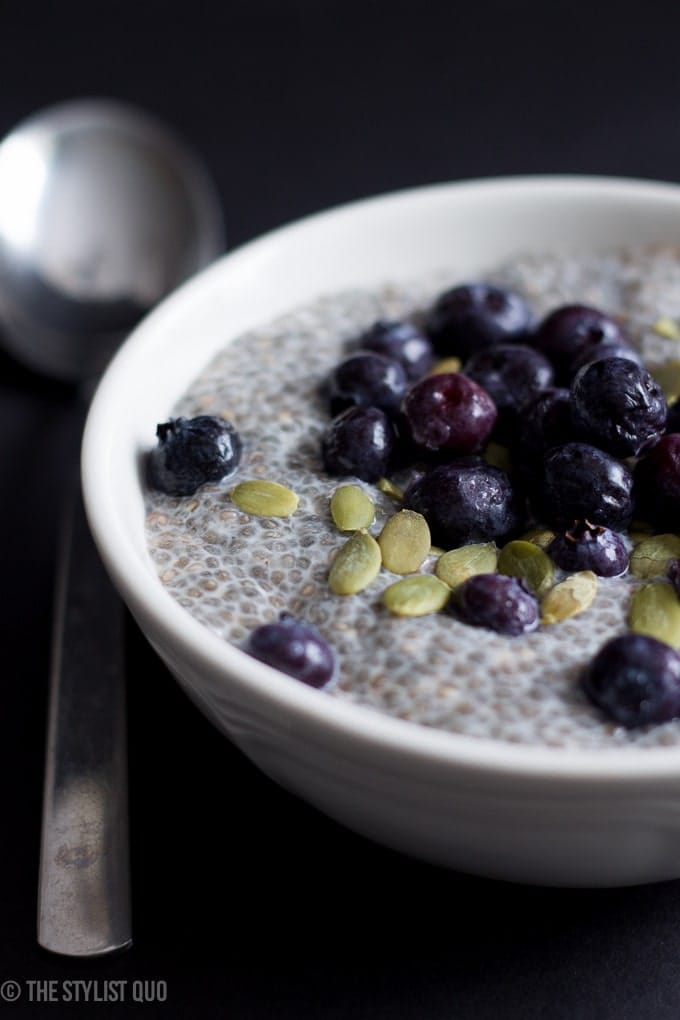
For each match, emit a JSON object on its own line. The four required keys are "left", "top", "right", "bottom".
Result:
{"left": 0, "top": 99, "right": 223, "bottom": 380}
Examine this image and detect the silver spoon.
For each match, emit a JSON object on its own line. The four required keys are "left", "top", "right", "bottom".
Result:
{"left": 0, "top": 99, "right": 224, "bottom": 955}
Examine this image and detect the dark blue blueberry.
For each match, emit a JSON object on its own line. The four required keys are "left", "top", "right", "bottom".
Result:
{"left": 401, "top": 372, "right": 497, "bottom": 457}
{"left": 147, "top": 415, "right": 242, "bottom": 496}
{"left": 515, "top": 387, "right": 574, "bottom": 462}
{"left": 403, "top": 461, "right": 523, "bottom": 548}
{"left": 328, "top": 351, "right": 408, "bottom": 418}
{"left": 463, "top": 343, "right": 554, "bottom": 435}
{"left": 533, "top": 442, "right": 634, "bottom": 531}
{"left": 548, "top": 521, "right": 629, "bottom": 577}
{"left": 449, "top": 573, "right": 539, "bottom": 636}
{"left": 321, "top": 405, "right": 396, "bottom": 482}
{"left": 634, "top": 434, "right": 680, "bottom": 530}
{"left": 567, "top": 339, "right": 642, "bottom": 380}
{"left": 425, "top": 283, "right": 533, "bottom": 360}
{"left": 570, "top": 357, "right": 667, "bottom": 457}
{"left": 353, "top": 319, "right": 434, "bottom": 380}
{"left": 581, "top": 633, "right": 680, "bottom": 727}
{"left": 245, "top": 614, "right": 335, "bottom": 688}
{"left": 533, "top": 304, "right": 627, "bottom": 383}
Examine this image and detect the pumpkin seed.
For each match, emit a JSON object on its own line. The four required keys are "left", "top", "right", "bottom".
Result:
{"left": 630, "top": 529, "right": 655, "bottom": 545}
{"left": 330, "top": 484, "right": 375, "bottom": 531}
{"left": 377, "top": 477, "right": 404, "bottom": 501}
{"left": 328, "top": 530, "right": 382, "bottom": 594}
{"left": 497, "top": 540, "right": 554, "bottom": 596}
{"left": 541, "top": 571, "right": 598, "bottom": 624}
{"left": 231, "top": 479, "right": 299, "bottom": 517}
{"left": 628, "top": 582, "right": 680, "bottom": 647}
{"left": 651, "top": 358, "right": 680, "bottom": 402}
{"left": 520, "top": 527, "right": 556, "bottom": 550}
{"left": 435, "top": 542, "right": 498, "bottom": 588}
{"left": 383, "top": 574, "right": 451, "bottom": 617}
{"left": 378, "top": 509, "right": 431, "bottom": 574}
{"left": 653, "top": 316, "right": 680, "bottom": 340}
{"left": 483, "top": 442, "right": 512, "bottom": 472}
{"left": 429, "top": 356, "right": 462, "bottom": 375}
{"left": 629, "top": 533, "right": 680, "bottom": 578}
{"left": 631, "top": 519, "right": 654, "bottom": 534}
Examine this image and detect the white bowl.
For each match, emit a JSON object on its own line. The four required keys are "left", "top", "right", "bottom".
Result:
{"left": 83, "top": 175, "right": 680, "bottom": 888}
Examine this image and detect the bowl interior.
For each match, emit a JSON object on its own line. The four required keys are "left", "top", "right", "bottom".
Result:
{"left": 82, "top": 174, "right": 680, "bottom": 777}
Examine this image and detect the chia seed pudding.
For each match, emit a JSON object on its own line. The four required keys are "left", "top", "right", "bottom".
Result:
{"left": 144, "top": 245, "right": 680, "bottom": 750}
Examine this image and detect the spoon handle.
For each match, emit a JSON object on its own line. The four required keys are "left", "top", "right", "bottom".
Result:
{"left": 37, "top": 487, "right": 132, "bottom": 956}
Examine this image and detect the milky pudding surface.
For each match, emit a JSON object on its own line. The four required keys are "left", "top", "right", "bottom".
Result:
{"left": 144, "top": 246, "right": 680, "bottom": 749}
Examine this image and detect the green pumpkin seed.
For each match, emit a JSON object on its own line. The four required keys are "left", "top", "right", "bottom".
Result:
{"left": 497, "top": 540, "right": 554, "bottom": 596}
{"left": 330, "top": 485, "right": 375, "bottom": 531}
{"left": 378, "top": 509, "right": 431, "bottom": 574}
{"left": 231, "top": 480, "right": 299, "bottom": 517}
{"left": 435, "top": 542, "right": 498, "bottom": 588}
{"left": 483, "top": 442, "right": 511, "bottom": 472}
{"left": 653, "top": 316, "right": 680, "bottom": 340}
{"left": 520, "top": 527, "right": 556, "bottom": 550}
{"left": 383, "top": 574, "right": 451, "bottom": 617}
{"left": 629, "top": 527, "right": 654, "bottom": 544}
{"left": 377, "top": 477, "right": 404, "bottom": 501}
{"left": 541, "top": 571, "right": 598, "bottom": 624}
{"left": 328, "top": 530, "right": 382, "bottom": 594}
{"left": 628, "top": 582, "right": 680, "bottom": 647}
{"left": 629, "top": 533, "right": 680, "bottom": 578}
{"left": 429, "top": 357, "right": 461, "bottom": 375}
{"left": 651, "top": 358, "right": 680, "bottom": 402}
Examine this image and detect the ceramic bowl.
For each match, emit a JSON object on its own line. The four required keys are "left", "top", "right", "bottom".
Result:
{"left": 83, "top": 175, "right": 680, "bottom": 887}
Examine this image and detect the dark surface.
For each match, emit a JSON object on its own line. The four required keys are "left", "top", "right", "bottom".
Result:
{"left": 4, "top": 1, "right": 680, "bottom": 1016}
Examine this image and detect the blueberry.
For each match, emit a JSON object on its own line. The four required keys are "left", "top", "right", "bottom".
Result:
{"left": 581, "top": 633, "right": 680, "bottom": 727}
{"left": 321, "top": 405, "right": 396, "bottom": 482}
{"left": 548, "top": 521, "right": 629, "bottom": 577}
{"left": 634, "top": 434, "right": 680, "bottom": 530}
{"left": 449, "top": 573, "right": 539, "bottom": 636}
{"left": 403, "top": 461, "right": 523, "bottom": 548}
{"left": 463, "top": 343, "right": 554, "bottom": 434}
{"left": 533, "top": 442, "right": 634, "bottom": 531}
{"left": 328, "top": 351, "right": 408, "bottom": 418}
{"left": 401, "top": 372, "right": 497, "bottom": 457}
{"left": 245, "top": 614, "right": 335, "bottom": 688}
{"left": 570, "top": 357, "right": 667, "bottom": 457}
{"left": 567, "top": 339, "right": 642, "bottom": 380}
{"left": 147, "top": 415, "right": 242, "bottom": 496}
{"left": 515, "top": 387, "right": 574, "bottom": 462}
{"left": 353, "top": 319, "right": 434, "bottom": 380}
{"left": 425, "top": 283, "right": 533, "bottom": 360}
{"left": 533, "top": 304, "right": 627, "bottom": 383}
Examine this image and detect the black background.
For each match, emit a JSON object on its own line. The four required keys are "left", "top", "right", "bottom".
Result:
{"left": 5, "top": 1, "right": 680, "bottom": 1017}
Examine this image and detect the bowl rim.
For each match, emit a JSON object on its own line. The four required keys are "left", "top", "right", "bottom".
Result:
{"left": 83, "top": 172, "right": 680, "bottom": 784}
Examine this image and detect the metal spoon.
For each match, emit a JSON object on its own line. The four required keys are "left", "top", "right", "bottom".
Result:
{"left": 0, "top": 99, "right": 224, "bottom": 955}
